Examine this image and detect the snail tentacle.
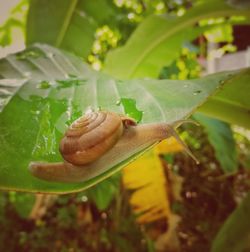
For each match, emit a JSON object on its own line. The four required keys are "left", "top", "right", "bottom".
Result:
{"left": 167, "top": 125, "right": 199, "bottom": 164}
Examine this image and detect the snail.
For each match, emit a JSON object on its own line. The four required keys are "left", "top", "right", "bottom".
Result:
{"left": 29, "top": 111, "right": 198, "bottom": 183}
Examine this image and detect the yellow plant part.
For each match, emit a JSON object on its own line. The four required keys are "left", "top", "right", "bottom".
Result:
{"left": 122, "top": 137, "right": 183, "bottom": 224}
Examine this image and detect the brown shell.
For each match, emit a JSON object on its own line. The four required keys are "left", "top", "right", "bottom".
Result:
{"left": 59, "top": 111, "right": 135, "bottom": 166}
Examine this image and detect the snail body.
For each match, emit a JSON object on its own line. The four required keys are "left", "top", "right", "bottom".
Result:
{"left": 29, "top": 111, "right": 198, "bottom": 183}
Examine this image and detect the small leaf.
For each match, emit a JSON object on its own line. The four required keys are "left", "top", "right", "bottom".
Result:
{"left": 8, "top": 192, "right": 35, "bottom": 218}
{"left": 87, "top": 174, "right": 120, "bottom": 211}
{"left": 194, "top": 113, "right": 237, "bottom": 173}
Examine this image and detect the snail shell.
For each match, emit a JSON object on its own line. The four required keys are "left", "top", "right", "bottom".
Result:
{"left": 29, "top": 111, "right": 198, "bottom": 183}
{"left": 59, "top": 111, "right": 135, "bottom": 165}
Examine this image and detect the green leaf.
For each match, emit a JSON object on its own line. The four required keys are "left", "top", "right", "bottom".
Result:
{"left": 212, "top": 192, "right": 250, "bottom": 252}
{"left": 0, "top": 44, "right": 249, "bottom": 193}
{"left": 8, "top": 192, "right": 35, "bottom": 218}
{"left": 104, "top": 0, "right": 250, "bottom": 79}
{"left": 26, "top": 0, "right": 116, "bottom": 58}
{"left": 87, "top": 174, "right": 120, "bottom": 211}
{"left": 194, "top": 113, "right": 237, "bottom": 173}
{"left": 197, "top": 70, "right": 250, "bottom": 129}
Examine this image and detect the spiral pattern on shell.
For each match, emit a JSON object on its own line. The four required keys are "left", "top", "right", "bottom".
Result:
{"left": 59, "top": 111, "right": 124, "bottom": 165}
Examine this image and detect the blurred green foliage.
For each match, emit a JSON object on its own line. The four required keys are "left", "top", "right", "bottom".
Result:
{"left": 0, "top": 0, "right": 28, "bottom": 47}
{"left": 0, "top": 189, "right": 152, "bottom": 252}
{"left": 160, "top": 45, "right": 201, "bottom": 80}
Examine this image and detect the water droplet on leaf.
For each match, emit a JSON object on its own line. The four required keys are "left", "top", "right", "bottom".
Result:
{"left": 116, "top": 99, "right": 121, "bottom": 106}
{"left": 46, "top": 52, "right": 54, "bottom": 58}
{"left": 37, "top": 81, "right": 51, "bottom": 89}
{"left": 16, "top": 48, "right": 46, "bottom": 60}
{"left": 23, "top": 72, "right": 31, "bottom": 78}
{"left": 193, "top": 90, "right": 202, "bottom": 95}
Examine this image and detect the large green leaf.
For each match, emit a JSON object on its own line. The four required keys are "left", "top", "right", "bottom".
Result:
{"left": 27, "top": 0, "right": 116, "bottom": 58}
{"left": 104, "top": 0, "right": 250, "bottom": 79}
{"left": 0, "top": 44, "right": 249, "bottom": 193}
{"left": 212, "top": 193, "right": 250, "bottom": 252}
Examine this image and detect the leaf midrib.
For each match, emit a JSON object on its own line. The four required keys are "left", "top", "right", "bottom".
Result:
{"left": 208, "top": 96, "right": 249, "bottom": 111}
{"left": 55, "top": 0, "right": 78, "bottom": 47}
